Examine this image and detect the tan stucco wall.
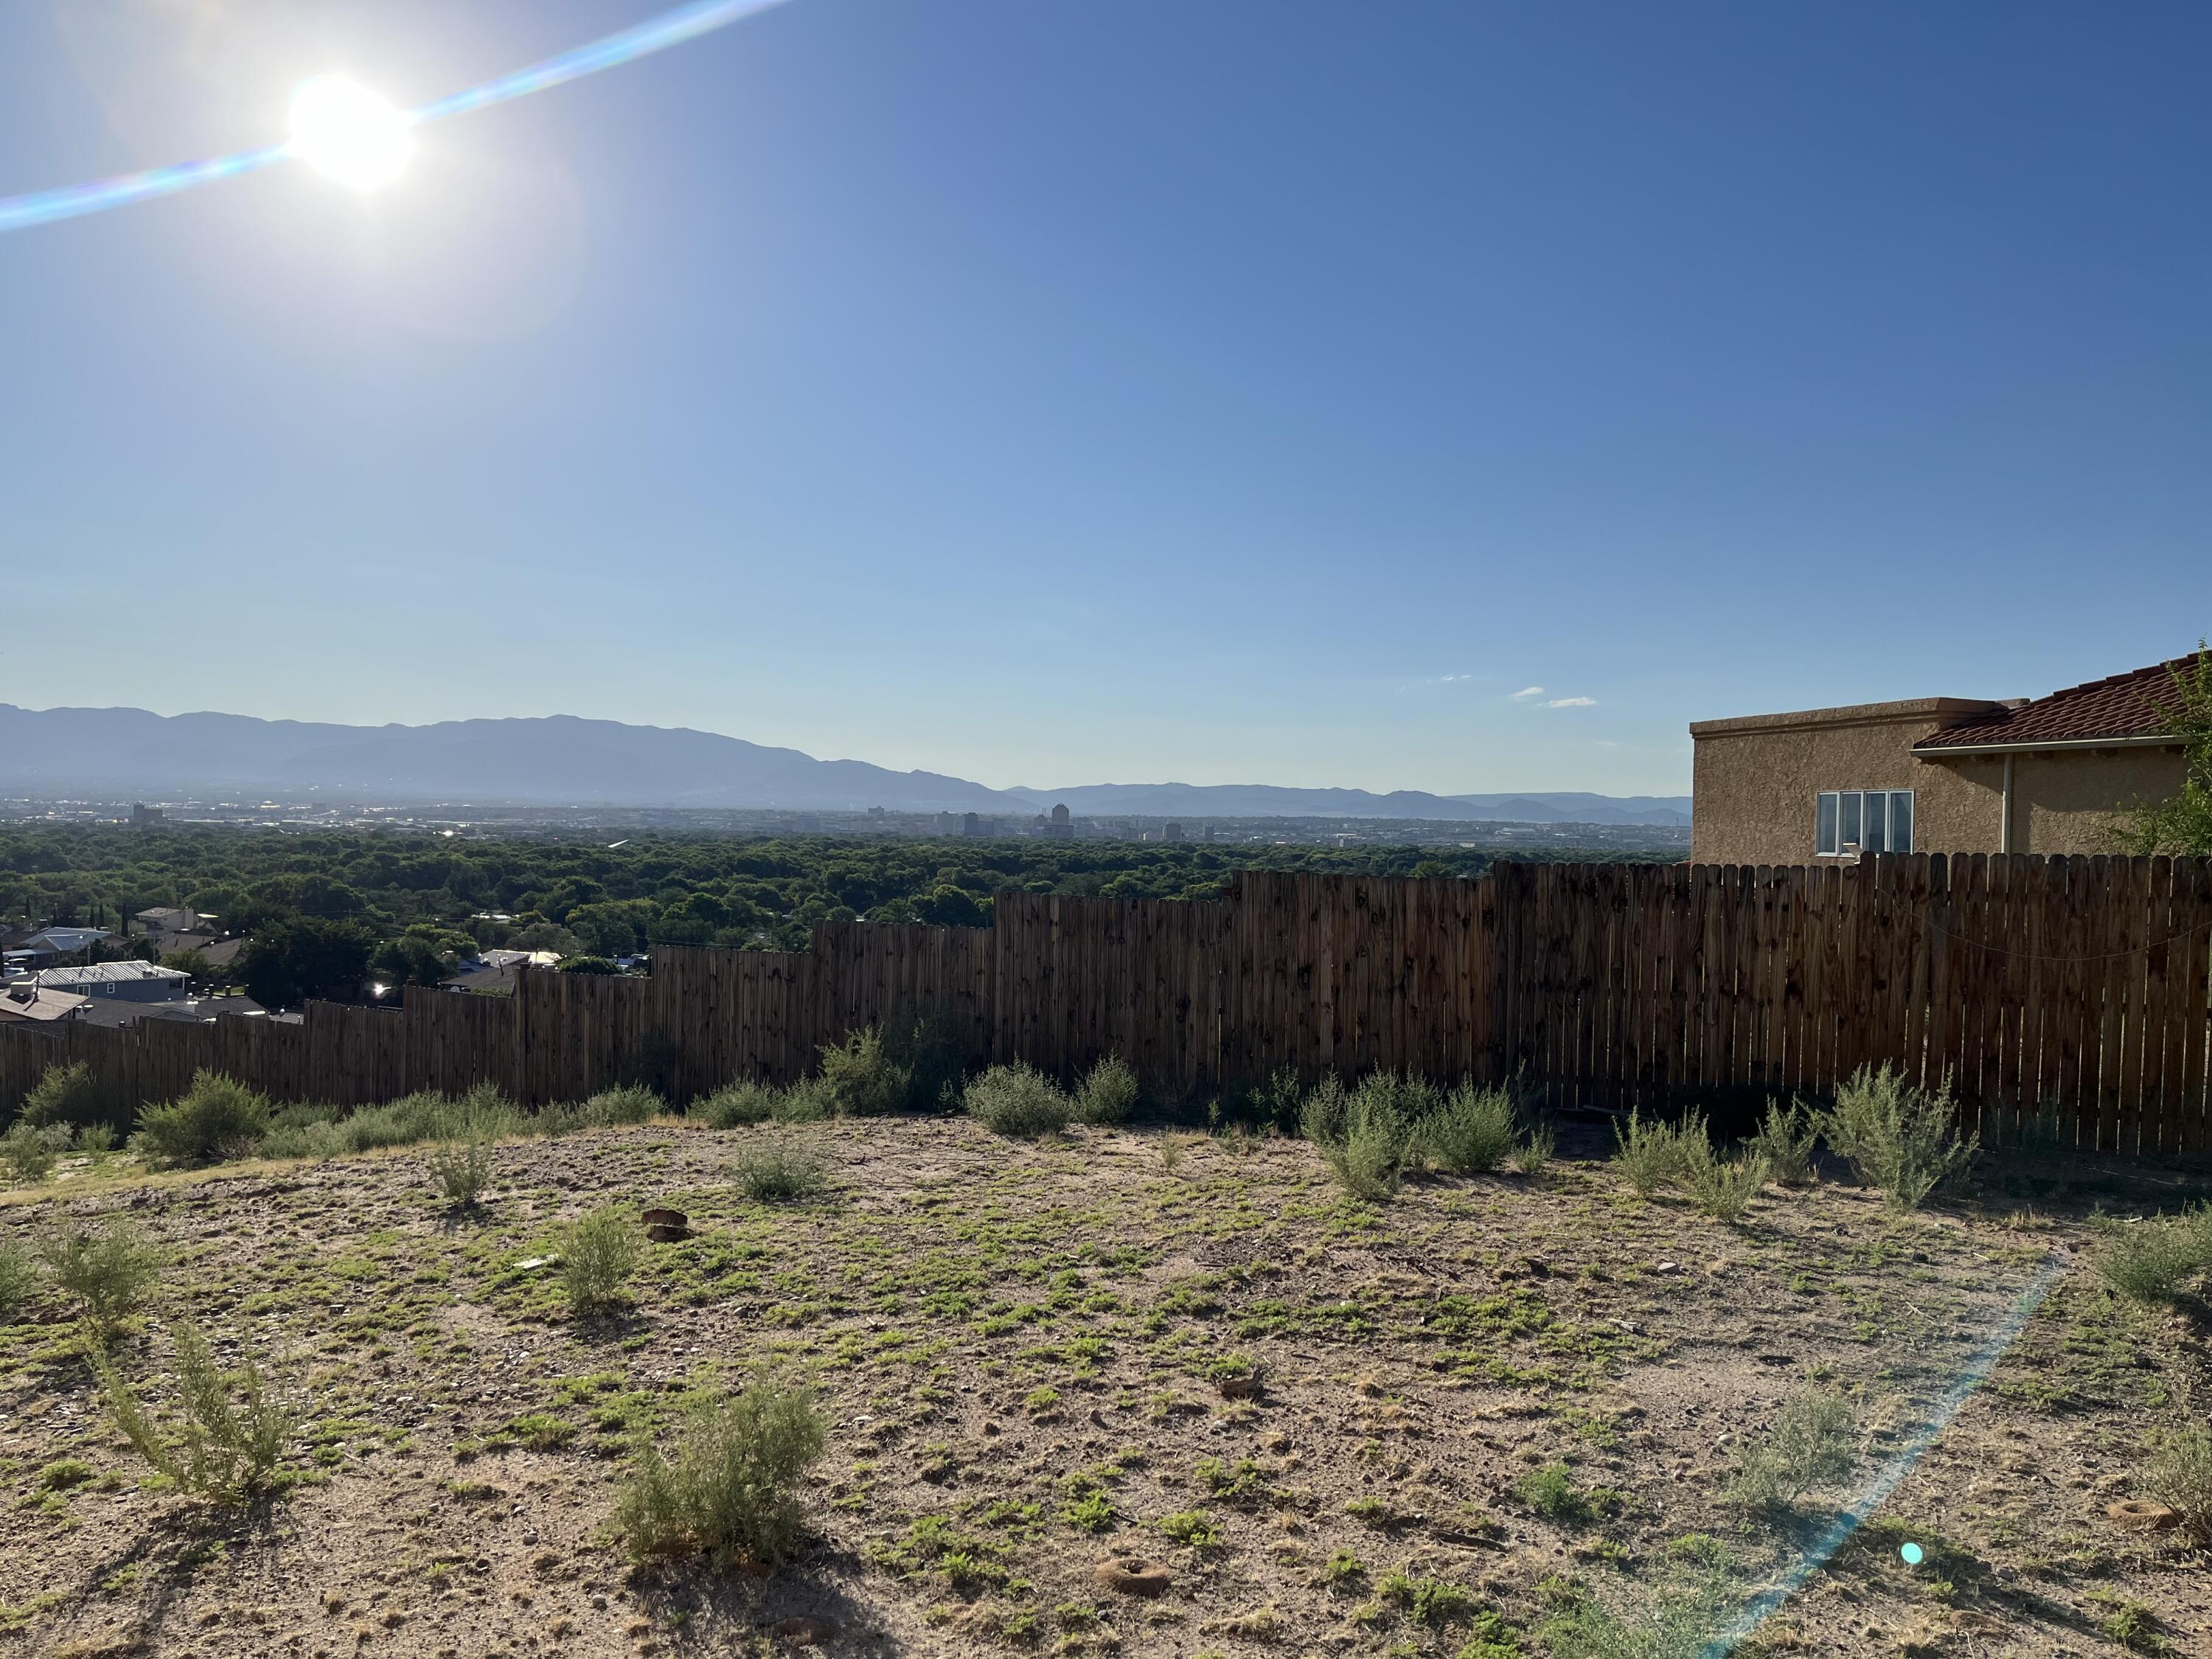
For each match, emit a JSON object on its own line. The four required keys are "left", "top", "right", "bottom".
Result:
{"left": 1692, "top": 712, "right": 2188, "bottom": 864}
{"left": 2006, "top": 748, "right": 2188, "bottom": 855}
{"left": 1691, "top": 711, "right": 2000, "bottom": 864}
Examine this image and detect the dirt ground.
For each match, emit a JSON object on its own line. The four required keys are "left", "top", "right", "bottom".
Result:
{"left": 1, "top": 1116, "right": 2205, "bottom": 1658}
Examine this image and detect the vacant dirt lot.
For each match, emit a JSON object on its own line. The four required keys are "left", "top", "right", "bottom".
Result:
{"left": 1, "top": 1117, "right": 2205, "bottom": 1658}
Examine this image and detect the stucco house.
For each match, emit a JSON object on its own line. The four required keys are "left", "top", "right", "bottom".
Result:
{"left": 1689, "top": 657, "right": 2194, "bottom": 866}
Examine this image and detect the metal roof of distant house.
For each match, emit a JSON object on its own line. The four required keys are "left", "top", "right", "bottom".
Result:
{"left": 0, "top": 984, "right": 88, "bottom": 1023}
{"left": 136, "top": 906, "right": 215, "bottom": 931}
{"left": 32, "top": 961, "right": 191, "bottom": 990}
{"left": 25, "top": 926, "right": 113, "bottom": 953}
{"left": 1913, "top": 657, "right": 2198, "bottom": 754}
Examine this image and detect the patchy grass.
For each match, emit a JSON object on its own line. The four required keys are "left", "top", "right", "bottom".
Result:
{"left": 0, "top": 1105, "right": 2199, "bottom": 1658}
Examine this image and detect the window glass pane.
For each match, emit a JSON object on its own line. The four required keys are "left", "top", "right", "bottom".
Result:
{"left": 1816, "top": 793, "right": 1838, "bottom": 856}
{"left": 1838, "top": 790, "right": 1862, "bottom": 849}
{"left": 1889, "top": 791, "right": 1913, "bottom": 854}
{"left": 1863, "top": 791, "right": 1887, "bottom": 854}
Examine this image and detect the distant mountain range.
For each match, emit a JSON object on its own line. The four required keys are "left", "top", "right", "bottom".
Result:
{"left": 0, "top": 706, "right": 1690, "bottom": 826}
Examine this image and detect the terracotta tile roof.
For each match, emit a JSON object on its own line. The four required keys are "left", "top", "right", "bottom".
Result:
{"left": 1913, "top": 657, "right": 2197, "bottom": 751}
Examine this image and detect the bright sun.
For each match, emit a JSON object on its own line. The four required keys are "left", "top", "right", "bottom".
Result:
{"left": 288, "top": 76, "right": 411, "bottom": 191}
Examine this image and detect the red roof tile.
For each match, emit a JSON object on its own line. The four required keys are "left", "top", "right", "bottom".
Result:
{"left": 1913, "top": 657, "right": 2197, "bottom": 751}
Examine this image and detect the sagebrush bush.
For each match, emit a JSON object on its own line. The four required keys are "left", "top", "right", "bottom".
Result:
{"left": 1071, "top": 1054, "right": 1141, "bottom": 1126}
{"left": 19, "top": 1060, "right": 111, "bottom": 1133}
{"left": 817, "top": 1027, "right": 908, "bottom": 1116}
{"left": 616, "top": 1377, "right": 827, "bottom": 1566}
{"left": 93, "top": 1321, "right": 291, "bottom": 1505}
{"left": 1749, "top": 1097, "right": 1820, "bottom": 1185}
{"left": 771, "top": 1077, "right": 838, "bottom": 1124}
{"left": 1613, "top": 1108, "right": 1703, "bottom": 1198}
{"left": 2145, "top": 1425, "right": 2212, "bottom": 1543}
{"left": 1419, "top": 1082, "right": 1519, "bottom": 1175}
{"left": 562, "top": 1206, "right": 641, "bottom": 1315}
{"left": 1297, "top": 1074, "right": 1349, "bottom": 1147}
{"left": 580, "top": 1085, "right": 665, "bottom": 1127}
{"left": 1514, "top": 1121, "right": 1556, "bottom": 1177}
{"left": 0, "top": 1239, "right": 36, "bottom": 1319}
{"left": 35, "top": 1218, "right": 161, "bottom": 1333}
{"left": 1313, "top": 1073, "right": 1422, "bottom": 1202}
{"left": 700, "top": 1080, "right": 779, "bottom": 1128}
{"left": 135, "top": 1071, "right": 271, "bottom": 1168}
{"left": 2, "top": 1122, "right": 58, "bottom": 1186}
{"left": 2095, "top": 1207, "right": 2212, "bottom": 1304}
{"left": 425, "top": 1135, "right": 493, "bottom": 1206}
{"left": 1238, "top": 1065, "right": 1309, "bottom": 1136}
{"left": 883, "top": 1008, "right": 970, "bottom": 1113}
{"left": 1728, "top": 1389, "right": 1857, "bottom": 1512}
{"left": 1681, "top": 1138, "right": 1769, "bottom": 1223}
{"left": 964, "top": 1063, "right": 1070, "bottom": 1138}
{"left": 1822, "top": 1064, "right": 1976, "bottom": 1209}
{"left": 733, "top": 1136, "right": 828, "bottom": 1202}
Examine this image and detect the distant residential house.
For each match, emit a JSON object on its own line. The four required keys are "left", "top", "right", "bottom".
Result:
{"left": 31, "top": 960, "right": 191, "bottom": 1004}
{"left": 135, "top": 907, "right": 220, "bottom": 939}
{"left": 0, "top": 984, "right": 88, "bottom": 1026}
{"left": 4, "top": 926, "right": 115, "bottom": 972}
{"left": 74, "top": 992, "right": 271, "bottom": 1030}
{"left": 1690, "top": 657, "right": 2194, "bottom": 865}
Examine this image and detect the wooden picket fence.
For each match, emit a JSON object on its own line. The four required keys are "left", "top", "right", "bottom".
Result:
{"left": 4, "top": 854, "right": 2208, "bottom": 1156}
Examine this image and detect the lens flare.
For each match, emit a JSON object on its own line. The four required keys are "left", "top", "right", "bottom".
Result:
{"left": 288, "top": 76, "right": 411, "bottom": 191}
{"left": 0, "top": 0, "right": 796, "bottom": 234}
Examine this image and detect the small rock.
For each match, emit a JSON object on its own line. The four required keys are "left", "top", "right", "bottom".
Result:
{"left": 1653, "top": 1262, "right": 1680, "bottom": 1276}
{"left": 2105, "top": 1498, "right": 2181, "bottom": 1531}
{"left": 1217, "top": 1375, "right": 1262, "bottom": 1400}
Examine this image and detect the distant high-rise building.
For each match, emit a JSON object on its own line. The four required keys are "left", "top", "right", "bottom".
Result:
{"left": 1042, "top": 803, "right": 1074, "bottom": 841}
{"left": 963, "top": 813, "right": 998, "bottom": 837}
{"left": 1164, "top": 822, "right": 1184, "bottom": 841}
{"left": 130, "top": 803, "right": 164, "bottom": 827}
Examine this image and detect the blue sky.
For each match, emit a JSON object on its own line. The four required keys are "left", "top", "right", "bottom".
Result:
{"left": 4, "top": 1, "right": 2208, "bottom": 796}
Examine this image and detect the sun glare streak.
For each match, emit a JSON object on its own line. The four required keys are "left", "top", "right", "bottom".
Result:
{"left": 0, "top": 0, "right": 796, "bottom": 235}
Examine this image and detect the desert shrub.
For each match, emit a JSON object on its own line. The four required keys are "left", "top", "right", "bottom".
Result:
{"left": 425, "top": 1135, "right": 493, "bottom": 1206}
{"left": 135, "top": 1071, "right": 271, "bottom": 1168}
{"left": 883, "top": 1008, "right": 969, "bottom": 1111}
{"left": 1071, "top": 1054, "right": 1141, "bottom": 1126}
{"left": 1297, "top": 1074, "right": 1349, "bottom": 1146}
{"left": 2144, "top": 1425, "right": 2212, "bottom": 1543}
{"left": 1612, "top": 1107, "right": 1704, "bottom": 1198}
{"left": 2094, "top": 1207, "right": 2212, "bottom": 1304}
{"left": 79, "top": 1124, "right": 117, "bottom": 1154}
{"left": 964, "top": 1063, "right": 1070, "bottom": 1138}
{"left": 734, "top": 1136, "right": 828, "bottom": 1202}
{"left": 771, "top": 1077, "right": 838, "bottom": 1124}
{"left": 0, "top": 1239, "right": 37, "bottom": 1319}
{"left": 92, "top": 1321, "right": 291, "bottom": 1505}
{"left": 2, "top": 1122, "right": 58, "bottom": 1186}
{"left": 18, "top": 1060, "right": 111, "bottom": 1133}
{"left": 35, "top": 1217, "right": 161, "bottom": 1333}
{"left": 1514, "top": 1120, "right": 1556, "bottom": 1176}
{"left": 616, "top": 1377, "right": 827, "bottom": 1566}
{"left": 562, "top": 1206, "right": 641, "bottom": 1315}
{"left": 1728, "top": 1389, "right": 1857, "bottom": 1512}
{"left": 1234, "top": 1065, "right": 1308, "bottom": 1136}
{"left": 700, "top": 1080, "right": 779, "bottom": 1128}
{"left": 1419, "top": 1082, "right": 1519, "bottom": 1175}
{"left": 1749, "top": 1096, "right": 1819, "bottom": 1186}
{"left": 1820, "top": 1063, "right": 1976, "bottom": 1209}
{"left": 580, "top": 1085, "right": 665, "bottom": 1127}
{"left": 1312, "top": 1073, "right": 1422, "bottom": 1202}
{"left": 616, "top": 1032, "right": 682, "bottom": 1098}
{"left": 818, "top": 1026, "right": 908, "bottom": 1117}
{"left": 338, "top": 1091, "right": 453, "bottom": 1151}
{"left": 1680, "top": 1138, "right": 1769, "bottom": 1223}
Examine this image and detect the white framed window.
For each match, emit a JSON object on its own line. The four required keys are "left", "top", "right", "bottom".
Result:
{"left": 1816, "top": 789, "right": 1913, "bottom": 857}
